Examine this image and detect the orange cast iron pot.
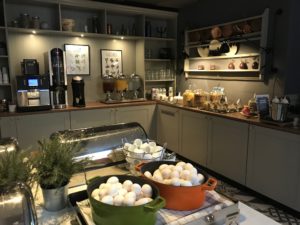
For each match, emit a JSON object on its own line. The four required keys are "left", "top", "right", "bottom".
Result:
{"left": 136, "top": 161, "right": 217, "bottom": 211}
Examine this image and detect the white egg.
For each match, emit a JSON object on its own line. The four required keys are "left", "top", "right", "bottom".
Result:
{"left": 123, "top": 180, "right": 133, "bottom": 191}
{"left": 173, "top": 165, "right": 183, "bottom": 173}
{"left": 123, "top": 143, "right": 131, "bottom": 150}
{"left": 99, "top": 188, "right": 108, "bottom": 197}
{"left": 99, "top": 183, "right": 106, "bottom": 190}
{"left": 184, "top": 163, "right": 194, "bottom": 170}
{"left": 134, "top": 198, "right": 153, "bottom": 206}
{"left": 176, "top": 161, "right": 186, "bottom": 168}
{"left": 114, "top": 195, "right": 125, "bottom": 206}
{"left": 125, "top": 191, "right": 136, "bottom": 201}
{"left": 197, "top": 173, "right": 205, "bottom": 184}
{"left": 181, "top": 180, "right": 192, "bottom": 186}
{"left": 153, "top": 170, "right": 162, "bottom": 177}
{"left": 131, "top": 183, "right": 142, "bottom": 195}
{"left": 114, "top": 183, "right": 123, "bottom": 190}
{"left": 153, "top": 173, "right": 163, "bottom": 182}
{"left": 170, "top": 170, "right": 180, "bottom": 179}
{"left": 123, "top": 196, "right": 135, "bottom": 206}
{"left": 140, "top": 143, "right": 149, "bottom": 150}
{"left": 161, "top": 168, "right": 172, "bottom": 179}
{"left": 118, "top": 188, "right": 128, "bottom": 196}
{"left": 128, "top": 144, "right": 137, "bottom": 152}
{"left": 141, "top": 184, "right": 152, "bottom": 196}
{"left": 108, "top": 185, "right": 119, "bottom": 197}
{"left": 107, "top": 176, "right": 119, "bottom": 184}
{"left": 148, "top": 141, "right": 156, "bottom": 148}
{"left": 101, "top": 195, "right": 114, "bottom": 205}
{"left": 154, "top": 146, "right": 163, "bottom": 153}
{"left": 180, "top": 170, "right": 191, "bottom": 180}
{"left": 188, "top": 174, "right": 199, "bottom": 185}
{"left": 171, "top": 177, "right": 181, "bottom": 186}
{"left": 142, "top": 191, "right": 152, "bottom": 198}
{"left": 93, "top": 195, "right": 100, "bottom": 201}
{"left": 144, "top": 171, "right": 152, "bottom": 178}
{"left": 168, "top": 165, "right": 175, "bottom": 171}
{"left": 159, "top": 164, "right": 168, "bottom": 171}
{"left": 163, "top": 179, "right": 172, "bottom": 185}
{"left": 143, "top": 146, "right": 151, "bottom": 153}
{"left": 133, "top": 139, "right": 143, "bottom": 147}
{"left": 188, "top": 167, "right": 198, "bottom": 175}
{"left": 91, "top": 189, "right": 101, "bottom": 199}
{"left": 136, "top": 192, "right": 144, "bottom": 200}
{"left": 143, "top": 154, "right": 152, "bottom": 160}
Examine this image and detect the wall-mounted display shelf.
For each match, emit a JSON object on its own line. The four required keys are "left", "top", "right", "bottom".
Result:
{"left": 145, "top": 79, "right": 175, "bottom": 82}
{"left": 184, "top": 8, "right": 271, "bottom": 81}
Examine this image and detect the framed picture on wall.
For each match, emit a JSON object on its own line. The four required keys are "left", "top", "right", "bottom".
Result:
{"left": 64, "top": 44, "right": 90, "bottom": 75}
{"left": 100, "top": 49, "right": 122, "bottom": 77}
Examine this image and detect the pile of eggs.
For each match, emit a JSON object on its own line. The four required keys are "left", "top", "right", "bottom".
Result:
{"left": 144, "top": 161, "right": 205, "bottom": 187}
{"left": 124, "top": 139, "right": 164, "bottom": 160}
{"left": 91, "top": 176, "right": 154, "bottom": 206}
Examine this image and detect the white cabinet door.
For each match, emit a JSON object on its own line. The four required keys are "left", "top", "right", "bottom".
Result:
{"left": 247, "top": 125, "right": 300, "bottom": 211}
{"left": 180, "top": 110, "right": 209, "bottom": 166}
{"left": 157, "top": 105, "right": 180, "bottom": 153}
{"left": 207, "top": 116, "right": 249, "bottom": 184}
{"left": 115, "top": 105, "right": 156, "bottom": 138}
{"left": 70, "top": 108, "right": 114, "bottom": 129}
{"left": 0, "top": 117, "right": 17, "bottom": 139}
{"left": 15, "top": 112, "right": 70, "bottom": 150}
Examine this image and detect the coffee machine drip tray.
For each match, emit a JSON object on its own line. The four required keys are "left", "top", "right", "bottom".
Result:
{"left": 100, "top": 98, "right": 146, "bottom": 104}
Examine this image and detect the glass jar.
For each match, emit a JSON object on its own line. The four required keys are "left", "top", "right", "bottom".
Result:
{"left": 183, "top": 89, "right": 194, "bottom": 107}
{"left": 31, "top": 16, "right": 40, "bottom": 29}
{"left": 20, "top": 13, "right": 30, "bottom": 28}
{"left": 115, "top": 74, "right": 128, "bottom": 92}
{"left": 102, "top": 75, "right": 115, "bottom": 93}
{"left": 194, "top": 89, "right": 208, "bottom": 108}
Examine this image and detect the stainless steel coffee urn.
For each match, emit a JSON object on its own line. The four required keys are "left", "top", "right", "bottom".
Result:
{"left": 48, "top": 48, "right": 68, "bottom": 109}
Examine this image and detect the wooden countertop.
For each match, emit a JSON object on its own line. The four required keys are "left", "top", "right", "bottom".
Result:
{"left": 157, "top": 101, "right": 300, "bottom": 135}
{"left": 0, "top": 100, "right": 299, "bottom": 135}
{"left": 0, "top": 100, "right": 156, "bottom": 117}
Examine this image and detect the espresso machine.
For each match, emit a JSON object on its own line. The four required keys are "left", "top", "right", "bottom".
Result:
{"left": 71, "top": 76, "right": 85, "bottom": 107}
{"left": 48, "top": 48, "right": 68, "bottom": 109}
{"left": 16, "top": 75, "right": 51, "bottom": 112}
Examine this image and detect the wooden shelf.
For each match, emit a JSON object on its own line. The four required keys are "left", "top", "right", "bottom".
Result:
{"left": 7, "top": 27, "right": 145, "bottom": 40}
{"left": 145, "top": 59, "right": 172, "bottom": 62}
{"left": 186, "top": 69, "right": 260, "bottom": 73}
{"left": 188, "top": 53, "right": 260, "bottom": 60}
{"left": 144, "top": 36, "right": 176, "bottom": 42}
{"left": 145, "top": 79, "right": 175, "bottom": 82}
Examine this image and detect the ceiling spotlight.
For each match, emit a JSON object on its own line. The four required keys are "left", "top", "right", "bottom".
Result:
{"left": 120, "top": 36, "right": 124, "bottom": 40}
{"left": 32, "top": 30, "right": 36, "bottom": 34}
{"left": 80, "top": 34, "right": 84, "bottom": 37}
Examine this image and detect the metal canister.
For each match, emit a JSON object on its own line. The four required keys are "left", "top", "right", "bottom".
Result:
{"left": 31, "top": 16, "right": 40, "bottom": 29}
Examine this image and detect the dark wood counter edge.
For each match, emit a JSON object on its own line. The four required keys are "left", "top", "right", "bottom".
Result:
{"left": 0, "top": 101, "right": 156, "bottom": 117}
{"left": 0, "top": 100, "right": 299, "bottom": 135}
{"left": 157, "top": 101, "right": 300, "bottom": 135}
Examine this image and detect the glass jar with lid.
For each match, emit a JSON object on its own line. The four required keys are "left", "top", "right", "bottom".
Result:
{"left": 194, "top": 89, "right": 208, "bottom": 108}
{"left": 183, "top": 86, "right": 194, "bottom": 107}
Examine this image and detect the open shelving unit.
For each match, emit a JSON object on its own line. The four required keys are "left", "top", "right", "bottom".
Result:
{"left": 184, "top": 8, "right": 271, "bottom": 81}
{"left": 0, "top": 0, "right": 178, "bottom": 101}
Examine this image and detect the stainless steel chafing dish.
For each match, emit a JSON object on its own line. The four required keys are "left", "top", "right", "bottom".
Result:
{"left": 0, "top": 137, "right": 19, "bottom": 154}
{"left": 51, "top": 122, "right": 148, "bottom": 163}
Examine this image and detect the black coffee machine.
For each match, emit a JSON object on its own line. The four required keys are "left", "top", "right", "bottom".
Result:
{"left": 72, "top": 76, "right": 85, "bottom": 107}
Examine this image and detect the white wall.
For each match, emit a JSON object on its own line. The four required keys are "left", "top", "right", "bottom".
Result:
{"left": 8, "top": 33, "right": 137, "bottom": 103}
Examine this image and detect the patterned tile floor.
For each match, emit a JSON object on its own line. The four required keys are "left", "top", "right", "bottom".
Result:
{"left": 215, "top": 180, "right": 300, "bottom": 225}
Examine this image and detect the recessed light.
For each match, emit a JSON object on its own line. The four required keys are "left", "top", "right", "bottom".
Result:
{"left": 120, "top": 36, "right": 124, "bottom": 40}
{"left": 32, "top": 30, "right": 36, "bottom": 34}
{"left": 80, "top": 34, "right": 84, "bottom": 37}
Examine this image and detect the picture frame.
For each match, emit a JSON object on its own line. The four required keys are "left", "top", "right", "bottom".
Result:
{"left": 100, "top": 49, "right": 123, "bottom": 77}
{"left": 64, "top": 44, "right": 90, "bottom": 75}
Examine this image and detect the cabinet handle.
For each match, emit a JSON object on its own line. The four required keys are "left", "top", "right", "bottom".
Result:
{"left": 161, "top": 110, "right": 176, "bottom": 117}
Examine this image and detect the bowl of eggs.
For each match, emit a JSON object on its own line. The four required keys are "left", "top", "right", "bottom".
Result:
{"left": 136, "top": 161, "right": 217, "bottom": 210}
{"left": 87, "top": 175, "right": 165, "bottom": 225}
{"left": 123, "top": 139, "right": 165, "bottom": 175}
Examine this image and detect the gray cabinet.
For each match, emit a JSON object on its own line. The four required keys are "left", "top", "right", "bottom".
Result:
{"left": 70, "top": 108, "right": 114, "bottom": 129}
{"left": 247, "top": 125, "right": 300, "bottom": 211}
{"left": 180, "top": 110, "right": 208, "bottom": 166}
{"left": 157, "top": 105, "right": 179, "bottom": 153}
{"left": 15, "top": 112, "right": 69, "bottom": 149}
{"left": 115, "top": 105, "right": 156, "bottom": 138}
{"left": 0, "top": 116, "right": 17, "bottom": 138}
{"left": 207, "top": 116, "right": 249, "bottom": 184}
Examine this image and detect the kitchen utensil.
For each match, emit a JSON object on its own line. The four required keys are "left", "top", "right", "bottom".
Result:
{"left": 136, "top": 161, "right": 217, "bottom": 210}
{"left": 271, "top": 97, "right": 289, "bottom": 122}
{"left": 0, "top": 182, "right": 38, "bottom": 225}
{"left": 87, "top": 175, "right": 165, "bottom": 225}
